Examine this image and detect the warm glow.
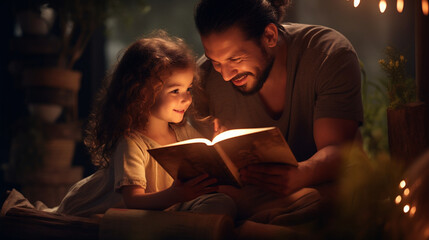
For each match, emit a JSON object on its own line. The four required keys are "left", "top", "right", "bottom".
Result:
{"left": 399, "top": 180, "right": 406, "bottom": 189}
{"left": 403, "top": 204, "right": 410, "bottom": 213}
{"left": 397, "top": 0, "right": 404, "bottom": 13}
{"left": 161, "top": 138, "right": 212, "bottom": 146}
{"left": 425, "top": 227, "right": 429, "bottom": 237}
{"left": 423, "top": 0, "right": 429, "bottom": 16}
{"left": 410, "top": 206, "right": 417, "bottom": 216}
{"left": 212, "top": 127, "right": 275, "bottom": 144}
{"left": 403, "top": 188, "right": 410, "bottom": 196}
{"left": 354, "top": 0, "right": 360, "bottom": 7}
{"left": 379, "top": 0, "right": 387, "bottom": 13}
{"left": 395, "top": 195, "right": 402, "bottom": 204}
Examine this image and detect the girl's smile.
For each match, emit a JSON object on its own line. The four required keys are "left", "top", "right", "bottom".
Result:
{"left": 173, "top": 109, "right": 186, "bottom": 114}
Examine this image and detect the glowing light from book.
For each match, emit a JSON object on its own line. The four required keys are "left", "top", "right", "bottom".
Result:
{"left": 397, "top": 0, "right": 404, "bottom": 12}
{"left": 212, "top": 129, "right": 251, "bottom": 144}
{"left": 379, "top": 0, "right": 387, "bottom": 13}
{"left": 403, "top": 204, "right": 410, "bottom": 213}
{"left": 354, "top": 0, "right": 360, "bottom": 7}
{"left": 395, "top": 195, "right": 402, "bottom": 204}
{"left": 399, "top": 180, "right": 406, "bottom": 188}
{"left": 423, "top": 0, "right": 429, "bottom": 15}
{"left": 211, "top": 127, "right": 274, "bottom": 144}
{"left": 403, "top": 188, "right": 410, "bottom": 196}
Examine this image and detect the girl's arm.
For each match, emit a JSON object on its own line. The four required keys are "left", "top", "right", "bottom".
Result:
{"left": 122, "top": 174, "right": 218, "bottom": 210}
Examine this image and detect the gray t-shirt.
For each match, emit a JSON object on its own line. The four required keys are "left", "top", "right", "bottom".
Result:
{"left": 198, "top": 23, "right": 363, "bottom": 162}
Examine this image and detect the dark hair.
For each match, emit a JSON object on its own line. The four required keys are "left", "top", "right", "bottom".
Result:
{"left": 194, "top": 0, "right": 291, "bottom": 39}
{"left": 85, "top": 30, "right": 199, "bottom": 168}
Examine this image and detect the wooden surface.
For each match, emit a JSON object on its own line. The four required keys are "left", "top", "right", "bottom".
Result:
{"left": 387, "top": 102, "right": 429, "bottom": 167}
{"left": 99, "top": 208, "right": 235, "bottom": 240}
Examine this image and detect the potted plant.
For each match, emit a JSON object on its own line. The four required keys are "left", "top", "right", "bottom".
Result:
{"left": 379, "top": 47, "right": 429, "bottom": 167}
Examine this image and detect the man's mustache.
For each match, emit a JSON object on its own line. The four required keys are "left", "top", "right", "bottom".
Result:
{"left": 230, "top": 72, "right": 253, "bottom": 82}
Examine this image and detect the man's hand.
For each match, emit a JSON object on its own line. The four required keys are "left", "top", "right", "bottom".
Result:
{"left": 239, "top": 163, "right": 307, "bottom": 196}
{"left": 171, "top": 174, "right": 219, "bottom": 202}
{"left": 240, "top": 144, "right": 347, "bottom": 196}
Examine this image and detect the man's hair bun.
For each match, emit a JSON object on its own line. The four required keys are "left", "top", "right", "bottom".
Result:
{"left": 266, "top": 0, "right": 291, "bottom": 22}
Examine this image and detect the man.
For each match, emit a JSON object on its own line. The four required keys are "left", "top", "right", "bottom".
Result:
{"left": 192, "top": 0, "right": 363, "bottom": 231}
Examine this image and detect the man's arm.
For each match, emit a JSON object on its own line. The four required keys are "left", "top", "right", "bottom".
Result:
{"left": 306, "top": 118, "right": 361, "bottom": 184}
{"left": 240, "top": 117, "right": 361, "bottom": 196}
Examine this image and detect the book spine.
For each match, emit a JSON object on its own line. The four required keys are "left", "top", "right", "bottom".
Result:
{"left": 213, "top": 144, "right": 242, "bottom": 186}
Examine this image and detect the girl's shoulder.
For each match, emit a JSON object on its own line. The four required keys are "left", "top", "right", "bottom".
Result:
{"left": 117, "top": 132, "right": 161, "bottom": 152}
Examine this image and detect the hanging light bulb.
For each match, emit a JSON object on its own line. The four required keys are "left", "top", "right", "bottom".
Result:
{"left": 423, "top": 0, "right": 429, "bottom": 16}
{"left": 397, "top": 0, "right": 404, "bottom": 13}
{"left": 399, "top": 180, "right": 406, "bottom": 189}
{"left": 354, "top": 0, "right": 360, "bottom": 8}
{"left": 379, "top": 0, "right": 387, "bottom": 13}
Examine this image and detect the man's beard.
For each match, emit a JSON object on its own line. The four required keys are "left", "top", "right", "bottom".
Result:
{"left": 233, "top": 55, "right": 275, "bottom": 95}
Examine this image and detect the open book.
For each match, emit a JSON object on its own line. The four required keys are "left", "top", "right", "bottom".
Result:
{"left": 148, "top": 127, "right": 297, "bottom": 188}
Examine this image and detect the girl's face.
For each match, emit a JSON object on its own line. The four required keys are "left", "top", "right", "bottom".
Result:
{"left": 150, "top": 67, "right": 194, "bottom": 124}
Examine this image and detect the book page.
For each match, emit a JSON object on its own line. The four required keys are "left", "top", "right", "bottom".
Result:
{"left": 148, "top": 143, "right": 241, "bottom": 187}
{"left": 158, "top": 127, "right": 276, "bottom": 147}
{"left": 215, "top": 127, "right": 297, "bottom": 169}
{"left": 159, "top": 138, "right": 213, "bottom": 147}
{"left": 212, "top": 127, "right": 276, "bottom": 144}
{"left": 213, "top": 145, "right": 241, "bottom": 186}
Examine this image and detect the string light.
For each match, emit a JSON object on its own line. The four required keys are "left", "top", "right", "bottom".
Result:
{"left": 399, "top": 180, "right": 406, "bottom": 189}
{"left": 379, "top": 0, "right": 387, "bottom": 13}
{"left": 354, "top": 0, "right": 360, "bottom": 8}
{"left": 395, "top": 195, "right": 402, "bottom": 204}
{"left": 423, "top": 0, "right": 429, "bottom": 15}
{"left": 403, "top": 204, "right": 410, "bottom": 213}
{"left": 409, "top": 206, "right": 416, "bottom": 216}
{"left": 403, "top": 188, "right": 410, "bottom": 196}
{"left": 349, "top": 0, "right": 428, "bottom": 15}
{"left": 397, "top": 0, "right": 404, "bottom": 13}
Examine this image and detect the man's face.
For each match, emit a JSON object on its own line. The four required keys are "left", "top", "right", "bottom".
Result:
{"left": 201, "top": 26, "right": 274, "bottom": 94}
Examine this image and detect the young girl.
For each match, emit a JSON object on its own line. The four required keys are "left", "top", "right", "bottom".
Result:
{"left": 49, "top": 31, "right": 236, "bottom": 218}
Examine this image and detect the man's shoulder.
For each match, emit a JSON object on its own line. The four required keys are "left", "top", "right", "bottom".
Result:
{"left": 284, "top": 23, "right": 356, "bottom": 55}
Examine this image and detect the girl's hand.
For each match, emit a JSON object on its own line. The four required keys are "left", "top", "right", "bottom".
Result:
{"left": 171, "top": 174, "right": 219, "bottom": 202}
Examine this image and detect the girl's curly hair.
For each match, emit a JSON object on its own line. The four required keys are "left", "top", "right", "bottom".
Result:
{"left": 84, "top": 30, "right": 199, "bottom": 168}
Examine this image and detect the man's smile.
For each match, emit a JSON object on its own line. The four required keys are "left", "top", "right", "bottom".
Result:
{"left": 231, "top": 73, "right": 250, "bottom": 86}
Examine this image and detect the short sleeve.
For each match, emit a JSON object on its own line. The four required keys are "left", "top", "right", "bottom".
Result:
{"left": 112, "top": 135, "right": 149, "bottom": 191}
{"left": 314, "top": 49, "right": 363, "bottom": 124}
